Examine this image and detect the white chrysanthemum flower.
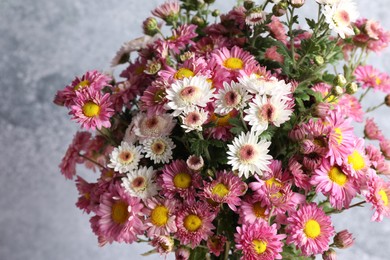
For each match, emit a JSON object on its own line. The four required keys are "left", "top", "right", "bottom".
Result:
{"left": 215, "top": 81, "right": 252, "bottom": 115}
{"left": 180, "top": 107, "right": 208, "bottom": 132}
{"left": 316, "top": 0, "right": 339, "bottom": 5}
{"left": 322, "top": 0, "right": 359, "bottom": 39}
{"left": 165, "top": 76, "right": 215, "bottom": 116}
{"left": 245, "top": 10, "right": 267, "bottom": 27}
{"left": 111, "top": 36, "right": 157, "bottom": 66}
{"left": 142, "top": 136, "right": 176, "bottom": 164}
{"left": 244, "top": 95, "right": 293, "bottom": 133}
{"left": 132, "top": 113, "right": 176, "bottom": 139}
{"left": 227, "top": 131, "right": 272, "bottom": 178}
{"left": 121, "top": 166, "right": 159, "bottom": 200}
{"left": 108, "top": 141, "right": 142, "bottom": 173}
{"left": 239, "top": 75, "right": 291, "bottom": 100}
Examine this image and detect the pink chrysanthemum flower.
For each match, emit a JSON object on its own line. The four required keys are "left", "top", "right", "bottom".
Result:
{"left": 166, "top": 24, "right": 198, "bottom": 54}
{"left": 96, "top": 183, "right": 144, "bottom": 244}
{"left": 207, "top": 235, "right": 227, "bottom": 257}
{"left": 55, "top": 70, "right": 111, "bottom": 107}
{"left": 354, "top": 65, "right": 390, "bottom": 92}
{"left": 311, "top": 158, "right": 359, "bottom": 210}
{"left": 70, "top": 87, "right": 114, "bottom": 130}
{"left": 365, "top": 172, "right": 390, "bottom": 222}
{"left": 159, "top": 160, "right": 201, "bottom": 203}
{"left": 337, "top": 95, "right": 364, "bottom": 123}
{"left": 59, "top": 131, "right": 91, "bottom": 179}
{"left": 132, "top": 112, "right": 176, "bottom": 140}
{"left": 235, "top": 220, "right": 286, "bottom": 260}
{"left": 380, "top": 138, "right": 390, "bottom": 159}
{"left": 344, "top": 138, "right": 369, "bottom": 179}
{"left": 144, "top": 197, "right": 177, "bottom": 237}
{"left": 175, "top": 247, "right": 190, "bottom": 260}
{"left": 159, "top": 56, "right": 211, "bottom": 82}
{"left": 288, "top": 158, "right": 311, "bottom": 191}
{"left": 150, "top": 235, "right": 174, "bottom": 255}
{"left": 203, "top": 171, "right": 248, "bottom": 211}
{"left": 239, "top": 195, "right": 270, "bottom": 225}
{"left": 324, "top": 110, "right": 356, "bottom": 166}
{"left": 264, "top": 46, "right": 285, "bottom": 64}
{"left": 75, "top": 176, "right": 96, "bottom": 213}
{"left": 211, "top": 46, "right": 258, "bottom": 75}
{"left": 175, "top": 201, "right": 216, "bottom": 248}
{"left": 267, "top": 16, "right": 288, "bottom": 44}
{"left": 139, "top": 80, "right": 169, "bottom": 116}
{"left": 191, "top": 35, "right": 231, "bottom": 58}
{"left": 151, "top": 0, "right": 180, "bottom": 21}
{"left": 366, "top": 145, "right": 390, "bottom": 174}
{"left": 286, "top": 203, "right": 335, "bottom": 256}
{"left": 364, "top": 118, "right": 384, "bottom": 140}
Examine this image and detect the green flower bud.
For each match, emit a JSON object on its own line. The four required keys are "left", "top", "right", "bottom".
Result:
{"left": 385, "top": 95, "right": 390, "bottom": 107}
{"left": 314, "top": 56, "right": 324, "bottom": 66}
{"left": 333, "top": 74, "right": 347, "bottom": 86}
{"left": 244, "top": 0, "right": 255, "bottom": 10}
{"left": 191, "top": 16, "right": 205, "bottom": 27}
{"left": 346, "top": 82, "right": 358, "bottom": 94}
{"left": 272, "top": 2, "right": 288, "bottom": 17}
{"left": 290, "top": 0, "right": 305, "bottom": 8}
{"left": 212, "top": 9, "right": 220, "bottom": 17}
{"left": 331, "top": 85, "right": 344, "bottom": 96}
{"left": 142, "top": 17, "right": 159, "bottom": 36}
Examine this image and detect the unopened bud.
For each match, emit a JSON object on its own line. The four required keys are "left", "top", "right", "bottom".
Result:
{"left": 191, "top": 16, "right": 205, "bottom": 27}
{"left": 322, "top": 249, "right": 337, "bottom": 260}
{"left": 346, "top": 82, "right": 358, "bottom": 94}
{"left": 385, "top": 94, "right": 390, "bottom": 106}
{"left": 290, "top": 0, "right": 305, "bottom": 8}
{"left": 144, "top": 59, "right": 161, "bottom": 75}
{"left": 212, "top": 9, "right": 220, "bottom": 17}
{"left": 187, "top": 155, "right": 204, "bottom": 171}
{"left": 331, "top": 85, "right": 344, "bottom": 96}
{"left": 143, "top": 17, "right": 159, "bottom": 36}
{"left": 179, "top": 51, "right": 194, "bottom": 62}
{"left": 272, "top": 2, "right": 288, "bottom": 17}
{"left": 314, "top": 55, "right": 324, "bottom": 66}
{"left": 244, "top": 0, "right": 255, "bottom": 10}
{"left": 204, "top": 0, "right": 215, "bottom": 3}
{"left": 333, "top": 74, "right": 347, "bottom": 86}
{"left": 353, "top": 26, "right": 361, "bottom": 35}
{"left": 334, "top": 230, "right": 355, "bottom": 249}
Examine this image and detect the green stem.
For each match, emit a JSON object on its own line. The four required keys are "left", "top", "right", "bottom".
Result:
{"left": 366, "top": 102, "right": 385, "bottom": 113}
{"left": 287, "top": 7, "right": 296, "bottom": 69}
{"left": 359, "top": 87, "right": 371, "bottom": 102}
{"left": 240, "top": 110, "right": 248, "bottom": 132}
{"left": 78, "top": 153, "right": 108, "bottom": 170}
{"left": 197, "top": 131, "right": 211, "bottom": 162}
{"left": 223, "top": 241, "right": 231, "bottom": 260}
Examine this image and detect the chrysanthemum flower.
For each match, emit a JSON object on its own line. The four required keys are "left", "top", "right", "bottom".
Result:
{"left": 366, "top": 145, "right": 390, "bottom": 174}
{"left": 180, "top": 107, "right": 208, "bottom": 132}
{"left": 139, "top": 80, "right": 169, "bottom": 116}
{"left": 214, "top": 81, "right": 251, "bottom": 115}
{"left": 380, "top": 138, "right": 390, "bottom": 159}
{"left": 245, "top": 9, "right": 267, "bottom": 27}
{"left": 141, "top": 136, "right": 175, "bottom": 164}
{"left": 175, "top": 201, "right": 216, "bottom": 248}
{"left": 144, "top": 197, "right": 177, "bottom": 237}
{"left": 175, "top": 247, "right": 190, "bottom": 260}
{"left": 132, "top": 112, "right": 176, "bottom": 139}
{"left": 311, "top": 158, "right": 359, "bottom": 210}
{"left": 239, "top": 195, "right": 270, "bottom": 225}
{"left": 166, "top": 24, "right": 198, "bottom": 54}
{"left": 207, "top": 235, "right": 227, "bottom": 257}
{"left": 70, "top": 88, "right": 114, "bottom": 130}
{"left": 365, "top": 172, "right": 390, "bottom": 222}
{"left": 203, "top": 171, "right": 248, "bottom": 211}
{"left": 227, "top": 130, "right": 272, "bottom": 178}
{"left": 344, "top": 138, "right": 369, "bottom": 178}
{"left": 108, "top": 141, "right": 142, "bottom": 173}
{"left": 150, "top": 235, "right": 174, "bottom": 255}
{"left": 286, "top": 203, "right": 335, "bottom": 256}
{"left": 75, "top": 176, "right": 96, "bottom": 213}
{"left": 235, "top": 220, "right": 286, "bottom": 260}
{"left": 159, "top": 160, "right": 201, "bottom": 203}
{"left": 364, "top": 118, "right": 384, "bottom": 140}
{"left": 96, "top": 183, "right": 144, "bottom": 244}
{"left": 354, "top": 65, "right": 390, "bottom": 92}
{"left": 121, "top": 166, "right": 159, "bottom": 200}
{"left": 165, "top": 76, "right": 215, "bottom": 116}
{"left": 211, "top": 46, "right": 258, "bottom": 73}
{"left": 186, "top": 155, "right": 204, "bottom": 171}
{"left": 244, "top": 94, "right": 293, "bottom": 133}
{"left": 151, "top": 0, "right": 180, "bottom": 21}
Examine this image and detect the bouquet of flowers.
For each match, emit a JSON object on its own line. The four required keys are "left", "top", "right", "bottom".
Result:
{"left": 54, "top": 0, "right": 390, "bottom": 259}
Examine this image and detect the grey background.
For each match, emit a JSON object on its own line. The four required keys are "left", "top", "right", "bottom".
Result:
{"left": 1, "top": 0, "right": 390, "bottom": 259}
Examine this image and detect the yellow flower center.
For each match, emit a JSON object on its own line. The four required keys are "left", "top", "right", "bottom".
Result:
{"left": 265, "top": 177, "right": 282, "bottom": 188}
{"left": 252, "top": 202, "right": 267, "bottom": 219}
{"left": 119, "top": 151, "right": 134, "bottom": 164}
{"left": 151, "top": 140, "right": 166, "bottom": 155}
{"left": 151, "top": 205, "right": 169, "bottom": 226}
{"left": 252, "top": 240, "right": 267, "bottom": 255}
{"left": 379, "top": 189, "right": 389, "bottom": 206}
{"left": 74, "top": 80, "right": 90, "bottom": 91}
{"left": 210, "top": 112, "right": 232, "bottom": 126}
{"left": 212, "top": 183, "right": 229, "bottom": 198}
{"left": 328, "top": 166, "right": 348, "bottom": 186}
{"left": 304, "top": 219, "right": 321, "bottom": 239}
{"left": 111, "top": 201, "right": 129, "bottom": 224}
{"left": 173, "top": 172, "right": 192, "bottom": 189}
{"left": 376, "top": 77, "right": 382, "bottom": 85}
{"left": 183, "top": 214, "right": 202, "bottom": 232}
{"left": 153, "top": 89, "right": 165, "bottom": 103}
{"left": 334, "top": 128, "right": 343, "bottom": 145}
{"left": 82, "top": 102, "right": 100, "bottom": 117}
{"left": 223, "top": 57, "right": 244, "bottom": 70}
{"left": 347, "top": 150, "right": 365, "bottom": 171}
{"left": 174, "top": 68, "right": 195, "bottom": 80}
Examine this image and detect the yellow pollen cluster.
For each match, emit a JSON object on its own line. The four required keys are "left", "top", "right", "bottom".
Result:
{"left": 347, "top": 150, "right": 365, "bottom": 171}
{"left": 379, "top": 189, "right": 389, "bottom": 206}
{"left": 174, "top": 68, "right": 195, "bottom": 80}
{"left": 252, "top": 202, "right": 267, "bottom": 219}
{"left": 74, "top": 80, "right": 90, "bottom": 91}
{"left": 252, "top": 239, "right": 267, "bottom": 255}
{"left": 151, "top": 205, "right": 169, "bottom": 226}
{"left": 376, "top": 77, "right": 382, "bottom": 85}
{"left": 328, "top": 166, "right": 348, "bottom": 186}
{"left": 212, "top": 183, "right": 229, "bottom": 198}
{"left": 82, "top": 102, "right": 100, "bottom": 117}
{"left": 111, "top": 201, "right": 129, "bottom": 224}
{"left": 304, "top": 219, "right": 321, "bottom": 239}
{"left": 223, "top": 57, "right": 244, "bottom": 70}
{"left": 211, "top": 112, "right": 231, "bottom": 126}
{"left": 173, "top": 172, "right": 192, "bottom": 189}
{"left": 265, "top": 177, "right": 282, "bottom": 188}
{"left": 183, "top": 214, "right": 202, "bottom": 232}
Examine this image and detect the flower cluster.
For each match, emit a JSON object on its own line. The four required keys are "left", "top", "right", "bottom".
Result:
{"left": 55, "top": 0, "right": 390, "bottom": 259}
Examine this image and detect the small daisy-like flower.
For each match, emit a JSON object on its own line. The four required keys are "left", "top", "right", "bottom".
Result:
{"left": 180, "top": 107, "right": 208, "bottom": 132}
{"left": 175, "top": 247, "right": 190, "bottom": 260}
{"left": 239, "top": 76, "right": 292, "bottom": 99}
{"left": 322, "top": 0, "right": 359, "bottom": 39}
{"left": 159, "top": 160, "right": 201, "bottom": 203}
{"left": 144, "top": 197, "right": 177, "bottom": 237}
{"left": 212, "top": 46, "right": 258, "bottom": 72}
{"left": 152, "top": 0, "right": 180, "bottom": 21}
{"left": 227, "top": 130, "right": 272, "bottom": 178}
{"left": 70, "top": 88, "right": 114, "bottom": 130}
{"left": 203, "top": 171, "right": 248, "bottom": 211}
{"left": 75, "top": 176, "right": 96, "bottom": 213}
{"left": 239, "top": 195, "right": 270, "bottom": 224}
{"left": 354, "top": 65, "right": 390, "bottom": 92}
{"left": 235, "top": 220, "right": 286, "bottom": 260}
{"left": 207, "top": 235, "right": 227, "bottom": 257}
{"left": 214, "top": 81, "right": 251, "bottom": 115}
{"left": 344, "top": 138, "right": 369, "bottom": 178}
{"left": 165, "top": 76, "right": 215, "bottom": 116}
{"left": 186, "top": 155, "right": 204, "bottom": 171}
{"left": 150, "top": 235, "right": 175, "bottom": 255}
{"left": 175, "top": 201, "right": 216, "bottom": 248}
{"left": 311, "top": 159, "right": 358, "bottom": 210}
{"left": 365, "top": 172, "right": 390, "bottom": 222}
{"left": 286, "top": 203, "right": 335, "bottom": 256}
{"left": 121, "top": 166, "right": 159, "bottom": 200}
{"left": 142, "top": 136, "right": 175, "bottom": 164}
{"left": 108, "top": 142, "right": 142, "bottom": 173}
{"left": 132, "top": 113, "right": 176, "bottom": 139}
{"left": 244, "top": 94, "right": 293, "bottom": 134}
{"left": 364, "top": 118, "right": 384, "bottom": 140}
{"left": 246, "top": 9, "right": 267, "bottom": 27}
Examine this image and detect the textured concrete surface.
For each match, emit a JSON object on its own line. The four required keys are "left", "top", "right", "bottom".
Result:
{"left": 0, "top": 0, "right": 389, "bottom": 259}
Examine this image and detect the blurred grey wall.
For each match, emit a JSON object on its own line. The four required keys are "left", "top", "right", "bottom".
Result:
{"left": 0, "top": 0, "right": 389, "bottom": 259}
